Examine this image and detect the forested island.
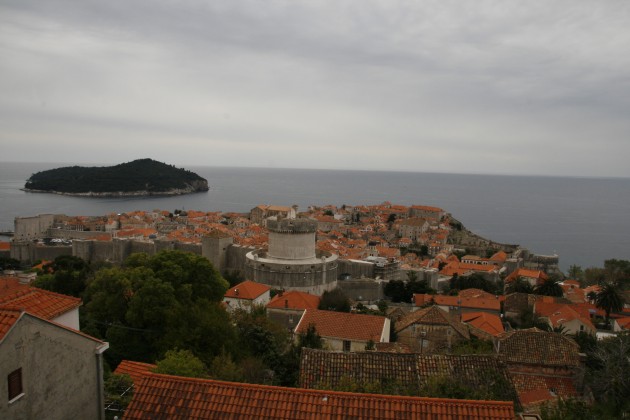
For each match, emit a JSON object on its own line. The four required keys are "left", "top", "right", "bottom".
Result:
{"left": 23, "top": 158, "right": 209, "bottom": 197}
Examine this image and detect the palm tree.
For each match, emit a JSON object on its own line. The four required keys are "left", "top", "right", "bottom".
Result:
{"left": 534, "top": 277, "right": 563, "bottom": 297}
{"left": 595, "top": 281, "right": 625, "bottom": 328}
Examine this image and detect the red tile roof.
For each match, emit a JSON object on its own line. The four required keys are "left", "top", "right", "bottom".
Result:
{"left": 496, "top": 328, "right": 581, "bottom": 367}
{"left": 114, "top": 360, "right": 157, "bottom": 385}
{"left": 462, "top": 312, "right": 505, "bottom": 337}
{"left": 0, "top": 308, "right": 21, "bottom": 340}
{"left": 410, "top": 205, "right": 444, "bottom": 213}
{"left": 505, "top": 268, "right": 548, "bottom": 284}
{"left": 224, "top": 280, "right": 270, "bottom": 300}
{"left": 535, "top": 302, "right": 595, "bottom": 332}
{"left": 0, "top": 277, "right": 81, "bottom": 320}
{"left": 510, "top": 373, "right": 577, "bottom": 405}
{"left": 615, "top": 317, "right": 630, "bottom": 330}
{"left": 267, "top": 291, "right": 320, "bottom": 310}
{"left": 395, "top": 306, "right": 470, "bottom": 339}
{"left": 0, "top": 308, "right": 105, "bottom": 346}
{"left": 295, "top": 309, "right": 388, "bottom": 343}
{"left": 414, "top": 293, "right": 501, "bottom": 312}
{"left": 124, "top": 373, "right": 515, "bottom": 419}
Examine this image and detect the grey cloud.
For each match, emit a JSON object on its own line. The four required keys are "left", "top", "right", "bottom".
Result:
{"left": 1, "top": 1, "right": 629, "bottom": 176}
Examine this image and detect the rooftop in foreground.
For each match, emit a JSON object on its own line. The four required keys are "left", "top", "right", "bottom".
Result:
{"left": 125, "top": 372, "right": 516, "bottom": 420}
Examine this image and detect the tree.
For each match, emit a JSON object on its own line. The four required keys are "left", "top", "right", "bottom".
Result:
{"left": 534, "top": 276, "right": 563, "bottom": 297}
{"left": 0, "top": 257, "right": 20, "bottom": 270}
{"left": 104, "top": 373, "right": 134, "bottom": 417}
{"left": 82, "top": 250, "right": 235, "bottom": 367}
{"left": 274, "top": 324, "right": 323, "bottom": 387}
{"left": 154, "top": 349, "right": 208, "bottom": 378}
{"left": 594, "top": 281, "right": 625, "bottom": 327}
{"left": 587, "top": 332, "right": 630, "bottom": 415}
{"left": 33, "top": 255, "right": 91, "bottom": 297}
{"left": 451, "top": 273, "right": 499, "bottom": 295}
{"left": 210, "top": 348, "right": 244, "bottom": 382}
{"left": 222, "top": 269, "right": 245, "bottom": 287}
{"left": 384, "top": 280, "right": 410, "bottom": 303}
{"left": 506, "top": 277, "right": 533, "bottom": 294}
{"left": 567, "top": 264, "right": 584, "bottom": 281}
{"left": 318, "top": 288, "right": 351, "bottom": 312}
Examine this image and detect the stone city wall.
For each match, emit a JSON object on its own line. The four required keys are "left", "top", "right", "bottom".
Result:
{"left": 14, "top": 214, "right": 55, "bottom": 241}
{"left": 337, "top": 259, "right": 375, "bottom": 279}
{"left": 47, "top": 229, "right": 111, "bottom": 240}
{"left": 336, "top": 278, "right": 384, "bottom": 302}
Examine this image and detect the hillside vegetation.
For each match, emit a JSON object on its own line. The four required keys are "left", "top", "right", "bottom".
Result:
{"left": 24, "top": 159, "right": 208, "bottom": 195}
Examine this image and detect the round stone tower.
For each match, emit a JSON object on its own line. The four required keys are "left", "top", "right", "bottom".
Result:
{"left": 267, "top": 217, "right": 317, "bottom": 260}
{"left": 245, "top": 216, "right": 338, "bottom": 294}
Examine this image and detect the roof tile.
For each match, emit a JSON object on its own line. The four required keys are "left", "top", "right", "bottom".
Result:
{"left": 124, "top": 373, "right": 516, "bottom": 419}
{"left": 296, "top": 309, "right": 387, "bottom": 342}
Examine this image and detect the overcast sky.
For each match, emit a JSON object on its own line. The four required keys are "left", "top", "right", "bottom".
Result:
{"left": 1, "top": 1, "right": 629, "bottom": 177}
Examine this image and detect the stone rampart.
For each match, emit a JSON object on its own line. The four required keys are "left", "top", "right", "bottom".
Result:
{"left": 337, "top": 278, "right": 384, "bottom": 302}
{"left": 337, "top": 259, "right": 375, "bottom": 279}
{"left": 47, "top": 229, "right": 111, "bottom": 240}
{"left": 14, "top": 214, "right": 55, "bottom": 241}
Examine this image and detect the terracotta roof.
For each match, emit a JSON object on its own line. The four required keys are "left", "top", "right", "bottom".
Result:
{"left": 267, "top": 291, "right": 320, "bottom": 310}
{"left": 414, "top": 293, "right": 501, "bottom": 312}
{"left": 295, "top": 309, "right": 388, "bottom": 343}
{"left": 496, "top": 328, "right": 581, "bottom": 367}
{"left": 124, "top": 372, "right": 515, "bottom": 419}
{"left": 410, "top": 205, "right": 444, "bottom": 213}
{"left": 458, "top": 288, "right": 498, "bottom": 300}
{"left": 615, "top": 317, "right": 630, "bottom": 330}
{"left": 299, "top": 349, "right": 517, "bottom": 402}
{"left": 489, "top": 251, "right": 508, "bottom": 262}
{"left": 534, "top": 302, "right": 595, "bottom": 331}
{"left": 224, "top": 280, "right": 270, "bottom": 300}
{"left": 0, "top": 308, "right": 105, "bottom": 346}
{"left": 399, "top": 218, "right": 428, "bottom": 227}
{"left": 0, "top": 308, "right": 21, "bottom": 340}
{"left": 0, "top": 277, "right": 81, "bottom": 320}
{"left": 510, "top": 373, "right": 577, "bottom": 405}
{"left": 462, "top": 312, "right": 505, "bottom": 337}
{"left": 396, "top": 306, "right": 470, "bottom": 340}
{"left": 114, "top": 360, "right": 157, "bottom": 385}
{"left": 374, "top": 342, "right": 413, "bottom": 353}
{"left": 505, "top": 268, "right": 548, "bottom": 284}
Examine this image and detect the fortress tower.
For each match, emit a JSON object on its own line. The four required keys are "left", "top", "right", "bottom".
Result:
{"left": 245, "top": 216, "right": 338, "bottom": 294}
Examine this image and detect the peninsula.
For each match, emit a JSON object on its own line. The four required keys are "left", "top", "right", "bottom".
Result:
{"left": 23, "top": 159, "right": 209, "bottom": 197}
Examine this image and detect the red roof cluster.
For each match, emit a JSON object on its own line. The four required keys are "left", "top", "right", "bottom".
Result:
{"left": 124, "top": 373, "right": 515, "bottom": 419}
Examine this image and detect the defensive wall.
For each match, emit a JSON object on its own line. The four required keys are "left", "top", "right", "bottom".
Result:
{"left": 14, "top": 214, "right": 56, "bottom": 241}
{"left": 47, "top": 229, "right": 112, "bottom": 241}
{"left": 336, "top": 278, "right": 385, "bottom": 302}
{"left": 10, "top": 242, "right": 72, "bottom": 262}
{"left": 12, "top": 238, "right": 202, "bottom": 264}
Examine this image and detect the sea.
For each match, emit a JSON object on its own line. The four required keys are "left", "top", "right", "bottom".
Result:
{"left": 1, "top": 161, "right": 629, "bottom": 273}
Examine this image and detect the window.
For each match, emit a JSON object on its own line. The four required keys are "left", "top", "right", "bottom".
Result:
{"left": 343, "top": 340, "right": 351, "bottom": 352}
{"left": 8, "top": 368, "right": 23, "bottom": 401}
